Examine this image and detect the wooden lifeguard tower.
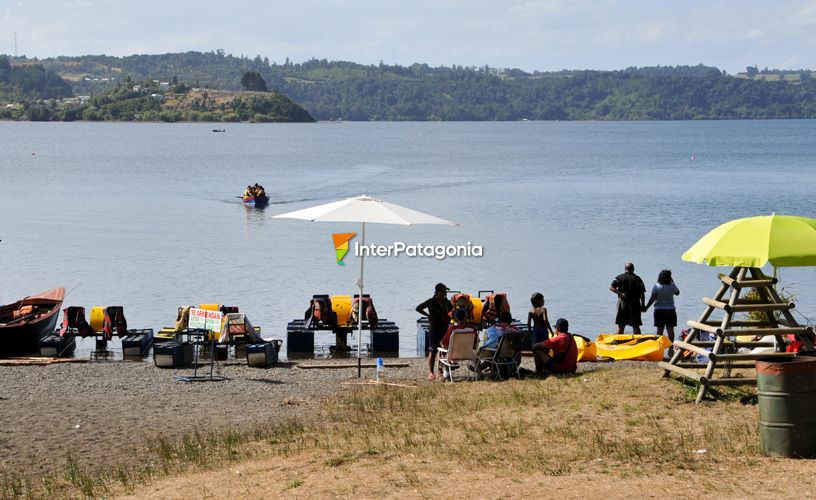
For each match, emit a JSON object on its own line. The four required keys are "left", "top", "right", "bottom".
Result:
{"left": 660, "top": 215, "right": 816, "bottom": 403}
{"left": 661, "top": 266, "right": 815, "bottom": 402}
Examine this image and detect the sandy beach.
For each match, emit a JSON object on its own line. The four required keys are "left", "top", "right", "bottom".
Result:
{"left": 0, "top": 358, "right": 432, "bottom": 476}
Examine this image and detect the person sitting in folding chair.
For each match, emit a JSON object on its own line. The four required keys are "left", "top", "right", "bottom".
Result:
{"left": 476, "top": 311, "right": 518, "bottom": 379}
{"left": 532, "top": 318, "right": 578, "bottom": 375}
{"left": 438, "top": 309, "right": 478, "bottom": 380}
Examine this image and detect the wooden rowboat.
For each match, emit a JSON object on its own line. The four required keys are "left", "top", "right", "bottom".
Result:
{"left": 0, "top": 287, "right": 65, "bottom": 355}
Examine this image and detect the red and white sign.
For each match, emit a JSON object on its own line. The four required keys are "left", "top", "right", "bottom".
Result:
{"left": 188, "top": 307, "right": 223, "bottom": 331}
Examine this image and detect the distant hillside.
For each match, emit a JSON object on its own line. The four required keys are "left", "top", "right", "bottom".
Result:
{"left": 0, "top": 75, "right": 315, "bottom": 122}
{"left": 16, "top": 51, "right": 816, "bottom": 120}
{"left": 0, "top": 56, "right": 72, "bottom": 101}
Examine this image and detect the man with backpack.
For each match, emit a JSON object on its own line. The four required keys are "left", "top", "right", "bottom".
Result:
{"left": 532, "top": 318, "right": 577, "bottom": 375}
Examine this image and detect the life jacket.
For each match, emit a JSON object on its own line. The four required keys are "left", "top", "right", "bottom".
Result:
{"left": 482, "top": 293, "right": 510, "bottom": 324}
{"left": 350, "top": 296, "right": 379, "bottom": 328}
{"left": 304, "top": 295, "right": 337, "bottom": 328}
{"left": 175, "top": 306, "right": 191, "bottom": 331}
{"left": 450, "top": 293, "right": 475, "bottom": 322}
{"left": 13, "top": 304, "right": 35, "bottom": 319}
{"left": 59, "top": 306, "right": 95, "bottom": 338}
{"left": 102, "top": 306, "right": 127, "bottom": 341}
{"left": 678, "top": 328, "right": 695, "bottom": 360}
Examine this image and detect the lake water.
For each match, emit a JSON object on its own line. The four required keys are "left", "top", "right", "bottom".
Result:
{"left": 1, "top": 120, "right": 815, "bottom": 359}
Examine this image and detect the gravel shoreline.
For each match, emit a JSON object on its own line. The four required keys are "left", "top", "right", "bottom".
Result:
{"left": 0, "top": 356, "right": 618, "bottom": 476}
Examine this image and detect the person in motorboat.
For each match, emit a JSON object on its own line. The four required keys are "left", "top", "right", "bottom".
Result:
{"left": 254, "top": 183, "right": 266, "bottom": 198}
{"left": 244, "top": 185, "right": 255, "bottom": 199}
{"left": 532, "top": 318, "right": 577, "bottom": 375}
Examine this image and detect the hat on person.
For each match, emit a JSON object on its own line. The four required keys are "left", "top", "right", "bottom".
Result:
{"left": 453, "top": 309, "right": 466, "bottom": 321}
{"left": 435, "top": 282, "right": 449, "bottom": 293}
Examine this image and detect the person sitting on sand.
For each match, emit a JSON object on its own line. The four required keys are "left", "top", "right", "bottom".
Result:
{"left": 532, "top": 318, "right": 577, "bottom": 375}
{"left": 527, "top": 292, "right": 553, "bottom": 346}
{"left": 416, "top": 283, "right": 453, "bottom": 381}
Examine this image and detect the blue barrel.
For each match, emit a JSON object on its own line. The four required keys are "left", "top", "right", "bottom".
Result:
{"left": 756, "top": 357, "right": 816, "bottom": 458}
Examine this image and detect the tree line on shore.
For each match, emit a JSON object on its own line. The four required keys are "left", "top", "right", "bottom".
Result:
{"left": 4, "top": 51, "right": 816, "bottom": 121}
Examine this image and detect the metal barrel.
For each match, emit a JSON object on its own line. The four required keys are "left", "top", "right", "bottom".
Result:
{"left": 756, "top": 357, "right": 816, "bottom": 458}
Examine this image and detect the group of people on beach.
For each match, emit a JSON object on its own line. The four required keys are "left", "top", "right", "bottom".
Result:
{"left": 415, "top": 261, "right": 680, "bottom": 381}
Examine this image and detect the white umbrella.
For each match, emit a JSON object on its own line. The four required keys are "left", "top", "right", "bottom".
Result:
{"left": 273, "top": 194, "right": 455, "bottom": 376}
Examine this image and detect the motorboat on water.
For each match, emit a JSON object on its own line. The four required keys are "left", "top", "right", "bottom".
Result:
{"left": 242, "top": 194, "right": 269, "bottom": 207}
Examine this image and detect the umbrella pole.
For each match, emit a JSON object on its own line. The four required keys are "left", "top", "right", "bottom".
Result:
{"left": 357, "top": 222, "right": 366, "bottom": 378}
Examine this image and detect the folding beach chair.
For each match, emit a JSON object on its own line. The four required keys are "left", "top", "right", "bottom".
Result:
{"left": 478, "top": 336, "right": 519, "bottom": 381}
{"left": 437, "top": 328, "right": 477, "bottom": 382}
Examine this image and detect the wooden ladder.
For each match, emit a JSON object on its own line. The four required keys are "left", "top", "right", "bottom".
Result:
{"left": 660, "top": 266, "right": 815, "bottom": 403}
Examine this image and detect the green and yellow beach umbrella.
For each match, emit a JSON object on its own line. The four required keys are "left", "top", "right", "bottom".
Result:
{"left": 682, "top": 215, "right": 816, "bottom": 267}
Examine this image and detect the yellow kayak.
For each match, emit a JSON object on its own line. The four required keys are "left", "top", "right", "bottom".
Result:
{"left": 575, "top": 335, "right": 597, "bottom": 362}
{"left": 595, "top": 334, "right": 672, "bottom": 361}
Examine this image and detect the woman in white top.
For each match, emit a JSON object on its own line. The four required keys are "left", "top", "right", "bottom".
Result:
{"left": 644, "top": 270, "right": 680, "bottom": 356}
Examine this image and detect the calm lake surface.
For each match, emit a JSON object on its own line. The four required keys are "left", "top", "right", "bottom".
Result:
{"left": 1, "top": 120, "right": 815, "bottom": 359}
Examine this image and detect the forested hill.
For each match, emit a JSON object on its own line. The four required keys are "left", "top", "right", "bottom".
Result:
{"left": 0, "top": 56, "right": 73, "bottom": 100}
{"left": 18, "top": 51, "right": 816, "bottom": 120}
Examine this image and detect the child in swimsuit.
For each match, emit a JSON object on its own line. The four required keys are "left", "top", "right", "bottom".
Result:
{"left": 527, "top": 292, "right": 553, "bottom": 346}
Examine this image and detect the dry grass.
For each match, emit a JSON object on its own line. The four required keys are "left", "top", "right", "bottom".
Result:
{"left": 6, "top": 364, "right": 816, "bottom": 498}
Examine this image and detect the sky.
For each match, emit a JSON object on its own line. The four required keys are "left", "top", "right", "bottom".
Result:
{"left": 2, "top": 0, "right": 816, "bottom": 73}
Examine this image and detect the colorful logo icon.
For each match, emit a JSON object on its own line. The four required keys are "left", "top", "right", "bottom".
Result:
{"left": 332, "top": 232, "right": 356, "bottom": 265}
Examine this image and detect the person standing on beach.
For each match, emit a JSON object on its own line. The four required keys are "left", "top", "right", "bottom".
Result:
{"left": 416, "top": 283, "right": 453, "bottom": 381}
{"left": 643, "top": 269, "right": 680, "bottom": 357}
{"left": 610, "top": 262, "right": 646, "bottom": 334}
{"left": 527, "top": 292, "right": 554, "bottom": 346}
